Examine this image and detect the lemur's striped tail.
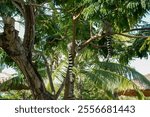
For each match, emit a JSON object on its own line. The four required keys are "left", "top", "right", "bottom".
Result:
{"left": 67, "top": 40, "right": 81, "bottom": 82}
{"left": 106, "top": 36, "right": 112, "bottom": 60}
{"left": 68, "top": 53, "right": 74, "bottom": 82}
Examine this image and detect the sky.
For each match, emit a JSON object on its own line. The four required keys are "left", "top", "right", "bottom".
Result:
{"left": 130, "top": 58, "right": 150, "bottom": 75}
{"left": 129, "top": 13, "right": 150, "bottom": 75}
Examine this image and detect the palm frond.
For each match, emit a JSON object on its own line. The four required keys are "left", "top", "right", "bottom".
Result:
{"left": 97, "top": 62, "right": 150, "bottom": 88}
{"left": 52, "top": 60, "right": 67, "bottom": 82}
{"left": 81, "top": 68, "right": 134, "bottom": 91}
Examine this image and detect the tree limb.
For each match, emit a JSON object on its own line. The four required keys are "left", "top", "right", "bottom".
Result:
{"left": 115, "top": 33, "right": 148, "bottom": 39}
{"left": 12, "top": 0, "right": 25, "bottom": 17}
{"left": 23, "top": 4, "right": 35, "bottom": 59}
{"left": 91, "top": 43, "right": 107, "bottom": 49}
{"left": 125, "top": 27, "right": 150, "bottom": 32}
{"left": 0, "top": 33, "right": 2, "bottom": 47}
{"left": 12, "top": 0, "right": 35, "bottom": 59}
{"left": 55, "top": 76, "right": 66, "bottom": 99}
{"left": 42, "top": 54, "right": 56, "bottom": 95}
{"left": 33, "top": 49, "right": 55, "bottom": 95}
{"left": 80, "top": 26, "right": 150, "bottom": 50}
{"left": 80, "top": 34, "right": 103, "bottom": 50}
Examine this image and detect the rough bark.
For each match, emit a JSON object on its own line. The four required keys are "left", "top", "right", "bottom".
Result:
{"left": 64, "top": 67, "right": 75, "bottom": 100}
{"left": 8, "top": 0, "right": 54, "bottom": 99}
{"left": 64, "top": 15, "right": 77, "bottom": 100}
{"left": 0, "top": 16, "right": 54, "bottom": 99}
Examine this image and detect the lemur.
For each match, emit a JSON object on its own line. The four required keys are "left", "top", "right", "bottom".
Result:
{"left": 67, "top": 40, "right": 81, "bottom": 82}
{"left": 102, "top": 20, "right": 113, "bottom": 60}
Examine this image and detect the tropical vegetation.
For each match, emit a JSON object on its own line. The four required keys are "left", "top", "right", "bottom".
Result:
{"left": 0, "top": 0, "right": 150, "bottom": 99}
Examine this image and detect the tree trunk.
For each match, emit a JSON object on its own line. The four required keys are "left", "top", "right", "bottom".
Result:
{"left": 64, "top": 61, "right": 75, "bottom": 100}
{"left": 11, "top": 55, "right": 54, "bottom": 99}
{"left": 0, "top": 17, "right": 54, "bottom": 99}
{"left": 63, "top": 16, "right": 77, "bottom": 100}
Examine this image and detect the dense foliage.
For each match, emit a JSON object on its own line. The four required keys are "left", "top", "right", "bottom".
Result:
{"left": 0, "top": 0, "right": 150, "bottom": 99}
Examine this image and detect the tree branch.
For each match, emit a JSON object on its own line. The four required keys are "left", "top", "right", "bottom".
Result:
{"left": 12, "top": 0, "right": 25, "bottom": 17}
{"left": 0, "top": 33, "right": 2, "bottom": 47}
{"left": 23, "top": 4, "right": 35, "bottom": 58}
{"left": 12, "top": 0, "right": 35, "bottom": 59}
{"left": 79, "top": 28, "right": 149, "bottom": 52}
{"left": 42, "top": 54, "right": 56, "bottom": 95}
{"left": 80, "top": 34, "right": 103, "bottom": 50}
{"left": 71, "top": 15, "right": 77, "bottom": 57}
{"left": 125, "top": 27, "right": 150, "bottom": 32}
{"left": 55, "top": 76, "right": 66, "bottom": 99}
{"left": 115, "top": 33, "right": 148, "bottom": 39}
{"left": 91, "top": 43, "right": 107, "bottom": 49}
{"left": 82, "top": 26, "right": 150, "bottom": 50}
{"left": 33, "top": 50, "right": 55, "bottom": 95}
{"left": 71, "top": 7, "right": 83, "bottom": 56}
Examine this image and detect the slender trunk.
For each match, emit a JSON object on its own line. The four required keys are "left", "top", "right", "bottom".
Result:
{"left": 64, "top": 68, "right": 75, "bottom": 100}
{"left": 64, "top": 69, "right": 70, "bottom": 99}
{"left": 64, "top": 15, "right": 77, "bottom": 100}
